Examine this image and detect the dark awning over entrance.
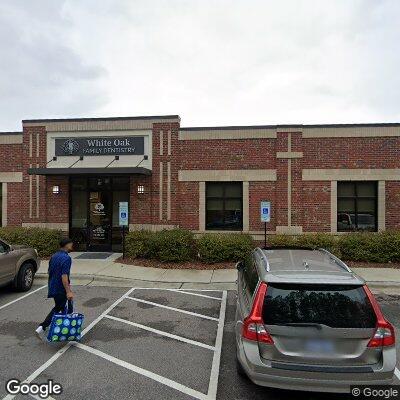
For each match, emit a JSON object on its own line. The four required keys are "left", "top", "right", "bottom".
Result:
{"left": 27, "top": 167, "right": 152, "bottom": 176}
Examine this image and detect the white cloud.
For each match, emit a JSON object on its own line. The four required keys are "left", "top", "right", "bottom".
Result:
{"left": 0, "top": 0, "right": 399, "bottom": 130}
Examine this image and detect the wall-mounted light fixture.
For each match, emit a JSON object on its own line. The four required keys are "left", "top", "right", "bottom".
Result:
{"left": 52, "top": 185, "right": 60, "bottom": 194}
{"left": 137, "top": 185, "right": 145, "bottom": 194}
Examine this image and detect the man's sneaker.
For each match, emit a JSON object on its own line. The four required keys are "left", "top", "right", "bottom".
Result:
{"left": 35, "top": 326, "right": 45, "bottom": 339}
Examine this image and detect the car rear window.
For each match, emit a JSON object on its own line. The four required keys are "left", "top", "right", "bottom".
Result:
{"left": 262, "top": 284, "right": 376, "bottom": 328}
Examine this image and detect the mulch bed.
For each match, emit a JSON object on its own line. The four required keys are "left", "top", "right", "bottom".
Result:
{"left": 115, "top": 257, "right": 400, "bottom": 270}
{"left": 115, "top": 257, "right": 235, "bottom": 270}
{"left": 346, "top": 261, "right": 400, "bottom": 269}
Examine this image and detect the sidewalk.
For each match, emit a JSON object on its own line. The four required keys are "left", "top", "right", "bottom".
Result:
{"left": 36, "top": 253, "right": 400, "bottom": 290}
{"left": 36, "top": 253, "right": 237, "bottom": 289}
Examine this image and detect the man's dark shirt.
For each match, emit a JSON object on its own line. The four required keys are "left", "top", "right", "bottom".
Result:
{"left": 48, "top": 250, "right": 71, "bottom": 298}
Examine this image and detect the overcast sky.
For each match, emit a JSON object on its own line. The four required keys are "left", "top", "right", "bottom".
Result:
{"left": 0, "top": 0, "right": 399, "bottom": 131}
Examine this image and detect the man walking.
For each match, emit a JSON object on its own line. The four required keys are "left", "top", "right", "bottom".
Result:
{"left": 35, "top": 238, "right": 74, "bottom": 336}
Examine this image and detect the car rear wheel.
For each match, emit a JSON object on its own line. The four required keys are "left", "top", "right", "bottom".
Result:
{"left": 15, "top": 263, "right": 35, "bottom": 292}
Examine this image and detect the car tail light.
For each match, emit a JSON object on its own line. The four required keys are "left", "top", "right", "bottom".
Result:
{"left": 242, "top": 282, "right": 274, "bottom": 344}
{"left": 363, "top": 285, "right": 395, "bottom": 347}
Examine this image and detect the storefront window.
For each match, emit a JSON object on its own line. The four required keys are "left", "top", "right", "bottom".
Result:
{"left": 69, "top": 176, "right": 130, "bottom": 251}
{"left": 206, "top": 182, "right": 243, "bottom": 230}
{"left": 337, "top": 182, "right": 377, "bottom": 232}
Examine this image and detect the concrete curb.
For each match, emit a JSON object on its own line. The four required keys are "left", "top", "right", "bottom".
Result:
{"left": 36, "top": 272, "right": 236, "bottom": 285}
{"left": 36, "top": 272, "right": 400, "bottom": 290}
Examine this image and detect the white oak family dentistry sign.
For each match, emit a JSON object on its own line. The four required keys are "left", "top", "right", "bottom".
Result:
{"left": 55, "top": 136, "right": 145, "bottom": 156}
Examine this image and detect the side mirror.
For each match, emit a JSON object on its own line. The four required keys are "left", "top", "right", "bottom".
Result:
{"left": 236, "top": 261, "right": 245, "bottom": 271}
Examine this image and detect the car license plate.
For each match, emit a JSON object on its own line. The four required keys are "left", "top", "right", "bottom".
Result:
{"left": 305, "top": 339, "right": 334, "bottom": 353}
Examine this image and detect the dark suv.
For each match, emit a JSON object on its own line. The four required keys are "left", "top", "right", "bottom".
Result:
{"left": 235, "top": 247, "right": 396, "bottom": 393}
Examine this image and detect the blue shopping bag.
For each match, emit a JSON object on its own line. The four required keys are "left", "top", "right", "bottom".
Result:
{"left": 47, "top": 301, "right": 85, "bottom": 343}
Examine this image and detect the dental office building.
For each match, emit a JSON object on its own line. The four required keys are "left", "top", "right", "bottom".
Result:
{"left": 0, "top": 115, "right": 399, "bottom": 251}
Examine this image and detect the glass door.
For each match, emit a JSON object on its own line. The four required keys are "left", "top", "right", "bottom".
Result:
{"left": 88, "top": 190, "right": 112, "bottom": 251}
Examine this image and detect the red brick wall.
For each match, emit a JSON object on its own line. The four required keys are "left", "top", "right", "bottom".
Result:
{"left": 21, "top": 126, "right": 47, "bottom": 224}
{"left": 302, "top": 137, "right": 400, "bottom": 169}
{"left": 249, "top": 182, "right": 276, "bottom": 231}
{"left": 45, "top": 176, "right": 69, "bottom": 224}
{"left": 386, "top": 182, "right": 400, "bottom": 229}
{"left": 1, "top": 122, "right": 400, "bottom": 235}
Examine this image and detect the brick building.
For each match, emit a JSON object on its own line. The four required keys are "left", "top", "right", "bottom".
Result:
{"left": 0, "top": 115, "right": 399, "bottom": 251}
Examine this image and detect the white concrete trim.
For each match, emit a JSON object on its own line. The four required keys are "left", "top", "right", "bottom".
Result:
{"left": 0, "top": 135, "right": 23, "bottom": 144}
{"left": 199, "top": 182, "right": 205, "bottom": 231}
{"left": 159, "top": 130, "right": 164, "bottom": 155}
{"left": 36, "top": 133, "right": 40, "bottom": 158}
{"left": 1, "top": 182, "right": 6, "bottom": 226}
{"left": 242, "top": 182, "right": 249, "bottom": 232}
{"left": 159, "top": 161, "right": 163, "bottom": 220}
{"left": 378, "top": 181, "right": 386, "bottom": 231}
{"left": 276, "top": 226, "right": 303, "bottom": 234}
{"left": 331, "top": 181, "right": 338, "bottom": 233}
{"left": 276, "top": 151, "right": 303, "bottom": 158}
{"left": 167, "top": 161, "right": 171, "bottom": 220}
{"left": 303, "top": 169, "right": 400, "bottom": 181}
{"left": 35, "top": 164, "right": 39, "bottom": 218}
{"left": 179, "top": 129, "right": 277, "bottom": 140}
{"left": 21, "top": 222, "right": 69, "bottom": 230}
{"left": 29, "top": 164, "right": 33, "bottom": 219}
{"left": 179, "top": 169, "right": 277, "bottom": 182}
{"left": 129, "top": 223, "right": 176, "bottom": 231}
{"left": 29, "top": 133, "right": 32, "bottom": 158}
{"left": 23, "top": 118, "right": 180, "bottom": 131}
{"left": 167, "top": 130, "right": 172, "bottom": 155}
{"left": 303, "top": 126, "right": 400, "bottom": 138}
{"left": 0, "top": 172, "right": 23, "bottom": 183}
{"left": 287, "top": 158, "right": 292, "bottom": 226}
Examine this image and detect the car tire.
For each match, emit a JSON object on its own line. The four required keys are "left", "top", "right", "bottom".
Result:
{"left": 15, "top": 263, "right": 35, "bottom": 292}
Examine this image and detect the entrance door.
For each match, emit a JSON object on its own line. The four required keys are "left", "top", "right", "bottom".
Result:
{"left": 88, "top": 190, "right": 112, "bottom": 251}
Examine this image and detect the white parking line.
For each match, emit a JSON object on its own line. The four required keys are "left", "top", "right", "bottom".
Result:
{"left": 105, "top": 314, "right": 216, "bottom": 351}
{"left": 207, "top": 290, "right": 227, "bottom": 399}
{"left": 168, "top": 289, "right": 222, "bottom": 301}
{"left": 0, "top": 285, "right": 46, "bottom": 311}
{"left": 1, "top": 287, "right": 136, "bottom": 400}
{"left": 126, "top": 296, "right": 219, "bottom": 321}
{"left": 74, "top": 342, "right": 209, "bottom": 400}
{"left": 395, "top": 367, "right": 400, "bottom": 380}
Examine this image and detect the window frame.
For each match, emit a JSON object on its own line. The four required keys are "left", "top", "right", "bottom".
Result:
{"left": 337, "top": 181, "right": 378, "bottom": 232}
{"left": 205, "top": 182, "right": 243, "bottom": 231}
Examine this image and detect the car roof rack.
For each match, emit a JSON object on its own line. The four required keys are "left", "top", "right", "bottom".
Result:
{"left": 259, "top": 246, "right": 353, "bottom": 274}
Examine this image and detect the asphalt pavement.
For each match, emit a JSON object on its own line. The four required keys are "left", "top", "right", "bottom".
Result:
{"left": 0, "top": 283, "right": 399, "bottom": 400}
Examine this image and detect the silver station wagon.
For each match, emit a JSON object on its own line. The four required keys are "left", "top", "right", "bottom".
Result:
{"left": 235, "top": 247, "right": 396, "bottom": 393}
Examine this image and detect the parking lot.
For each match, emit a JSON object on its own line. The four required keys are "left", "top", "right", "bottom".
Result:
{"left": 1, "top": 284, "right": 400, "bottom": 400}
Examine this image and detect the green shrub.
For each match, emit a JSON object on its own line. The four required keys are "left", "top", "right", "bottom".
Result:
{"left": 198, "top": 233, "right": 254, "bottom": 263}
{"left": 0, "top": 227, "right": 62, "bottom": 257}
{"left": 152, "top": 229, "right": 196, "bottom": 262}
{"left": 125, "top": 229, "right": 195, "bottom": 262}
{"left": 339, "top": 231, "right": 400, "bottom": 263}
{"left": 125, "top": 230, "right": 155, "bottom": 259}
{"left": 267, "top": 233, "right": 340, "bottom": 256}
